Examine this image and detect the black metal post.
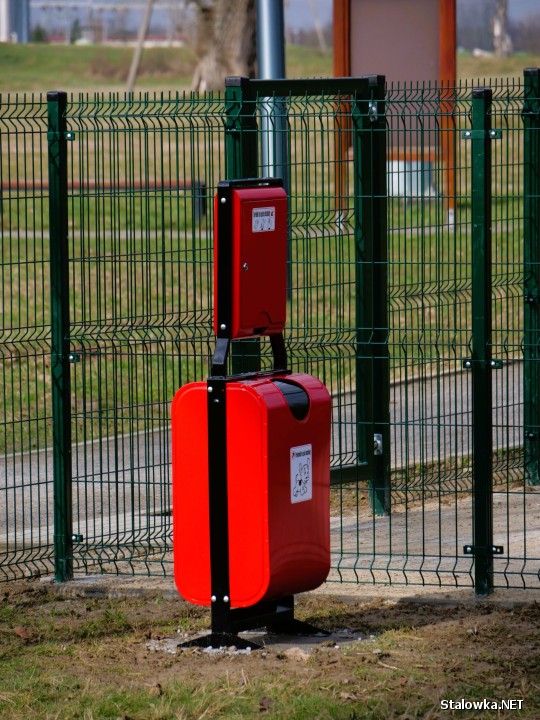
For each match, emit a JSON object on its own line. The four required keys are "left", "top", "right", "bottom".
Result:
{"left": 47, "top": 90, "right": 73, "bottom": 582}
{"left": 224, "top": 77, "right": 261, "bottom": 374}
{"left": 523, "top": 68, "right": 540, "bottom": 486}
{"left": 353, "top": 75, "right": 390, "bottom": 516}
{"left": 470, "top": 87, "right": 495, "bottom": 596}
{"left": 207, "top": 376, "right": 234, "bottom": 634}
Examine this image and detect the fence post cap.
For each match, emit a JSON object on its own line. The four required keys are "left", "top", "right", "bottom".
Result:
{"left": 225, "top": 76, "right": 250, "bottom": 88}
{"left": 46, "top": 90, "right": 67, "bottom": 101}
{"left": 472, "top": 87, "right": 493, "bottom": 100}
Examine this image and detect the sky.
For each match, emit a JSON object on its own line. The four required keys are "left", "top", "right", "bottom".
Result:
{"left": 285, "top": 0, "right": 332, "bottom": 31}
{"left": 508, "top": 0, "right": 540, "bottom": 19}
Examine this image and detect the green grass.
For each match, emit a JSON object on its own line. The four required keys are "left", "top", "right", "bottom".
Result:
{"left": 1, "top": 43, "right": 540, "bottom": 95}
{"left": 457, "top": 49, "right": 540, "bottom": 81}
{"left": 1, "top": 585, "right": 540, "bottom": 720}
{"left": 0, "top": 42, "right": 333, "bottom": 94}
{"left": 0, "top": 43, "right": 196, "bottom": 93}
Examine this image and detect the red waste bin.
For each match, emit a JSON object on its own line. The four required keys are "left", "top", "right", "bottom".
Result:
{"left": 172, "top": 373, "right": 331, "bottom": 608}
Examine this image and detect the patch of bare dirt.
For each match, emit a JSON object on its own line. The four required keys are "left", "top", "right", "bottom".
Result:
{"left": 2, "top": 578, "right": 540, "bottom": 718}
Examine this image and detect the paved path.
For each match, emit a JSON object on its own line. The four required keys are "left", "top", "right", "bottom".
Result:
{"left": 329, "top": 490, "right": 540, "bottom": 590}
{"left": 1, "top": 363, "right": 538, "bottom": 589}
{"left": 334, "top": 362, "right": 523, "bottom": 471}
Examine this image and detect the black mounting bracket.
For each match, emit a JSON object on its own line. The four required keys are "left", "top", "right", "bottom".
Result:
{"left": 462, "top": 358, "right": 503, "bottom": 370}
{"left": 463, "top": 544, "right": 504, "bottom": 556}
{"left": 180, "top": 596, "right": 329, "bottom": 650}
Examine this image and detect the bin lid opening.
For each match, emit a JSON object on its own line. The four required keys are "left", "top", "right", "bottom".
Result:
{"left": 272, "top": 379, "right": 310, "bottom": 421}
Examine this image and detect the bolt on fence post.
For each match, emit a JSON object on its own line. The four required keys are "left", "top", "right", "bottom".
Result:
{"left": 470, "top": 87, "right": 495, "bottom": 596}
{"left": 47, "top": 91, "right": 73, "bottom": 582}
{"left": 224, "top": 77, "right": 261, "bottom": 374}
{"left": 354, "top": 75, "right": 390, "bottom": 516}
{"left": 523, "top": 68, "right": 540, "bottom": 486}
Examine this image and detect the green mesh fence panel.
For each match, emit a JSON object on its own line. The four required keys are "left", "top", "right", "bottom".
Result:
{"left": 0, "top": 94, "right": 53, "bottom": 579}
{"left": 1, "top": 77, "right": 539, "bottom": 592}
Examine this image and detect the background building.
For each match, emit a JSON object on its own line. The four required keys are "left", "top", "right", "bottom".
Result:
{"left": 0, "top": 0, "right": 30, "bottom": 43}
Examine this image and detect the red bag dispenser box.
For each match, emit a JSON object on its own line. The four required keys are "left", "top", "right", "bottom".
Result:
{"left": 213, "top": 184, "right": 287, "bottom": 339}
{"left": 172, "top": 373, "right": 331, "bottom": 608}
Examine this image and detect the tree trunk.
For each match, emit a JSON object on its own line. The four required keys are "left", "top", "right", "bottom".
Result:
{"left": 190, "top": 0, "right": 256, "bottom": 92}
{"left": 493, "top": 0, "right": 513, "bottom": 57}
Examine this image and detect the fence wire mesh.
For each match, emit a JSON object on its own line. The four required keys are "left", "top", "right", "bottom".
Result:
{"left": 64, "top": 92, "right": 224, "bottom": 575}
{"left": 0, "top": 95, "right": 52, "bottom": 580}
{"left": 1, "top": 75, "right": 539, "bottom": 592}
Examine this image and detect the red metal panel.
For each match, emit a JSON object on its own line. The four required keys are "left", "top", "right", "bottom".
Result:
{"left": 171, "top": 374, "right": 331, "bottom": 608}
{"left": 171, "top": 383, "right": 211, "bottom": 606}
{"left": 256, "top": 374, "right": 331, "bottom": 601}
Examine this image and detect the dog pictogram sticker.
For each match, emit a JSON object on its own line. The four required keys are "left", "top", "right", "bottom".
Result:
{"left": 290, "top": 444, "right": 312, "bottom": 503}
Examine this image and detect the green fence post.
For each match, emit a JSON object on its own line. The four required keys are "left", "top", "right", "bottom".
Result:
{"left": 47, "top": 91, "right": 73, "bottom": 582}
{"left": 523, "top": 68, "right": 540, "bottom": 487}
{"left": 352, "top": 79, "right": 371, "bottom": 477}
{"left": 469, "top": 87, "right": 495, "bottom": 596}
{"left": 224, "top": 77, "right": 261, "bottom": 374}
{"left": 353, "top": 75, "right": 390, "bottom": 515}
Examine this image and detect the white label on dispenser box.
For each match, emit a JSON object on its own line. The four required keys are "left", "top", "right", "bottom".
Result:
{"left": 290, "top": 444, "right": 312, "bottom": 503}
{"left": 252, "top": 206, "right": 276, "bottom": 232}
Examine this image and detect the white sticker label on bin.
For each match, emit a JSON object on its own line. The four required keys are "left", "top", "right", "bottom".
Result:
{"left": 290, "top": 444, "right": 312, "bottom": 504}
{"left": 252, "top": 206, "right": 275, "bottom": 232}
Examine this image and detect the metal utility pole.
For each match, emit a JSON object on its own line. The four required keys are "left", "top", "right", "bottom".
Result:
{"left": 127, "top": 0, "right": 155, "bottom": 92}
{"left": 257, "top": 0, "right": 285, "bottom": 79}
{"left": 256, "top": 0, "right": 288, "bottom": 184}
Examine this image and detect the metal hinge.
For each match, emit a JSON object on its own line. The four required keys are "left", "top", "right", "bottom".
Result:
{"left": 368, "top": 102, "right": 378, "bottom": 123}
{"left": 461, "top": 129, "right": 502, "bottom": 140}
